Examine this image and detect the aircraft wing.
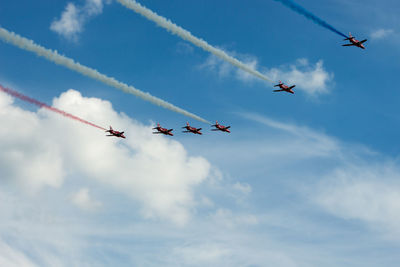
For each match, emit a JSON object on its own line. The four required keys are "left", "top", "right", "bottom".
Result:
{"left": 273, "top": 89, "right": 284, "bottom": 92}
{"left": 342, "top": 44, "right": 354, "bottom": 46}
{"left": 360, "top": 39, "right": 367, "bottom": 44}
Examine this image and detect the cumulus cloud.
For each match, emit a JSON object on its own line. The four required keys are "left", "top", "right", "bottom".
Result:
{"left": 0, "top": 92, "right": 65, "bottom": 192}
{"left": 370, "top": 28, "right": 394, "bottom": 40}
{"left": 0, "top": 89, "right": 210, "bottom": 225}
{"left": 200, "top": 52, "right": 333, "bottom": 96}
{"left": 50, "top": 0, "right": 110, "bottom": 40}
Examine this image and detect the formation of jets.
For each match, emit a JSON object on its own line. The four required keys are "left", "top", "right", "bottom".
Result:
{"left": 107, "top": 31, "right": 366, "bottom": 139}
{"left": 107, "top": 121, "right": 231, "bottom": 139}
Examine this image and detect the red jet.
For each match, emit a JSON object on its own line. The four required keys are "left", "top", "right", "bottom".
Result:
{"left": 182, "top": 122, "right": 202, "bottom": 135}
{"left": 342, "top": 33, "right": 367, "bottom": 49}
{"left": 153, "top": 123, "right": 173, "bottom": 136}
{"left": 273, "top": 81, "right": 296, "bottom": 94}
{"left": 211, "top": 121, "right": 231, "bottom": 133}
{"left": 106, "top": 126, "right": 126, "bottom": 139}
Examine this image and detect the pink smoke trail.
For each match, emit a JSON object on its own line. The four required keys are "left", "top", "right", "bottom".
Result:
{"left": 0, "top": 84, "right": 106, "bottom": 131}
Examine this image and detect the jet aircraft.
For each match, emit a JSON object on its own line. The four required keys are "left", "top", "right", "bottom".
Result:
{"left": 153, "top": 123, "right": 174, "bottom": 136}
{"left": 342, "top": 33, "right": 367, "bottom": 49}
{"left": 211, "top": 121, "right": 231, "bottom": 133}
{"left": 182, "top": 122, "right": 202, "bottom": 135}
{"left": 106, "top": 126, "right": 126, "bottom": 138}
{"left": 273, "top": 81, "right": 296, "bottom": 94}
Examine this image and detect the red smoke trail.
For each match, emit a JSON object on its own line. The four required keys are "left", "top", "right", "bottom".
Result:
{"left": 0, "top": 84, "right": 106, "bottom": 131}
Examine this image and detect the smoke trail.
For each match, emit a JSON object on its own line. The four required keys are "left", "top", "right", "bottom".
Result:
{"left": 0, "top": 27, "right": 210, "bottom": 124}
{"left": 0, "top": 84, "right": 106, "bottom": 131}
{"left": 116, "top": 0, "right": 273, "bottom": 83}
{"left": 273, "top": 0, "right": 347, "bottom": 38}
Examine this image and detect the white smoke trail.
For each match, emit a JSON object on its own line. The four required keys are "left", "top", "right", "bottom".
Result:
{"left": 0, "top": 27, "right": 210, "bottom": 124}
{"left": 117, "top": 0, "right": 273, "bottom": 83}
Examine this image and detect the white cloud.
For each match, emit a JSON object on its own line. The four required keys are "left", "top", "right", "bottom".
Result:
{"left": 0, "top": 89, "right": 211, "bottom": 225}
{"left": 314, "top": 164, "right": 400, "bottom": 238}
{"left": 239, "top": 113, "right": 400, "bottom": 240}
{"left": 0, "top": 239, "right": 37, "bottom": 267}
{"left": 50, "top": 0, "right": 110, "bottom": 40}
{"left": 370, "top": 28, "right": 394, "bottom": 40}
{"left": 200, "top": 52, "right": 333, "bottom": 96}
{"left": 2, "top": 99, "right": 400, "bottom": 265}
{"left": 50, "top": 3, "right": 82, "bottom": 40}
{"left": 70, "top": 188, "right": 102, "bottom": 211}
{"left": 0, "top": 93, "right": 65, "bottom": 193}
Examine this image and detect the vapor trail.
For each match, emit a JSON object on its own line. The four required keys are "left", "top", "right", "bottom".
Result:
{"left": 0, "top": 84, "right": 106, "bottom": 131}
{"left": 0, "top": 27, "right": 210, "bottom": 124}
{"left": 116, "top": 0, "right": 273, "bottom": 83}
{"left": 273, "top": 0, "right": 347, "bottom": 38}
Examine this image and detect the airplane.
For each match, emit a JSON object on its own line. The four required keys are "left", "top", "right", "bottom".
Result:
{"left": 211, "top": 121, "right": 231, "bottom": 133}
{"left": 342, "top": 32, "right": 367, "bottom": 49}
{"left": 153, "top": 123, "right": 173, "bottom": 136}
{"left": 106, "top": 126, "right": 126, "bottom": 139}
{"left": 273, "top": 80, "right": 295, "bottom": 94}
{"left": 182, "top": 122, "right": 202, "bottom": 135}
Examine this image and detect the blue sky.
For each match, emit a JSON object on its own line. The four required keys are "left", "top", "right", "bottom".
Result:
{"left": 1, "top": 0, "right": 400, "bottom": 266}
